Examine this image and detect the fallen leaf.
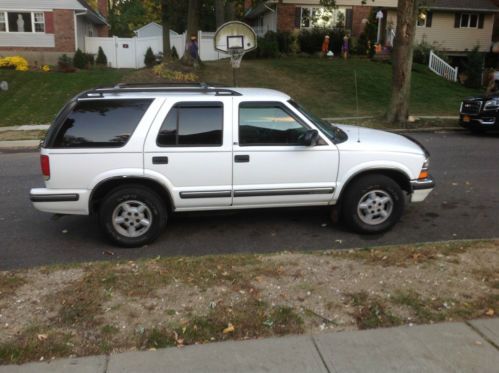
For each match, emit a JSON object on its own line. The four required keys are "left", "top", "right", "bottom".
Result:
{"left": 223, "top": 323, "right": 235, "bottom": 334}
{"left": 37, "top": 334, "right": 48, "bottom": 341}
{"left": 485, "top": 308, "right": 495, "bottom": 317}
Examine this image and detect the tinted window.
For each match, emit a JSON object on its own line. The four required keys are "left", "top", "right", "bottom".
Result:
{"left": 239, "top": 104, "right": 307, "bottom": 145}
{"left": 157, "top": 103, "right": 223, "bottom": 147}
{"left": 53, "top": 99, "right": 152, "bottom": 148}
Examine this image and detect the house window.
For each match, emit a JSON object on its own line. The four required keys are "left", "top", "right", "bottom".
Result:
{"left": 460, "top": 13, "right": 479, "bottom": 28}
{"left": 8, "top": 12, "right": 32, "bottom": 32}
{"left": 33, "top": 12, "right": 45, "bottom": 32}
{"left": 299, "top": 7, "right": 347, "bottom": 29}
{"left": 1, "top": 12, "right": 46, "bottom": 33}
{"left": 0, "top": 12, "right": 6, "bottom": 32}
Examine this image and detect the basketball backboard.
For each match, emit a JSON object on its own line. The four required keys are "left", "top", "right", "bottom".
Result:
{"left": 214, "top": 21, "right": 257, "bottom": 54}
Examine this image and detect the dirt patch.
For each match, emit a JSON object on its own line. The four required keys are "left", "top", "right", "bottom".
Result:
{"left": 0, "top": 130, "right": 46, "bottom": 141}
{"left": 0, "top": 240, "right": 497, "bottom": 365}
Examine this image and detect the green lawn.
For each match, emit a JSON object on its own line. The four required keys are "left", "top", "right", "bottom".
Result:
{"left": 0, "top": 58, "right": 480, "bottom": 126}
{"left": 0, "top": 69, "right": 128, "bottom": 126}
{"left": 200, "top": 58, "right": 479, "bottom": 118}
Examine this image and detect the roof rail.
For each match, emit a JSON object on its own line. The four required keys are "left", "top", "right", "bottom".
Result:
{"left": 78, "top": 82, "right": 240, "bottom": 98}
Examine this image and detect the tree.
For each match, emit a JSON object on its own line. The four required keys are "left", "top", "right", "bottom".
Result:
{"left": 161, "top": 0, "right": 171, "bottom": 61}
{"left": 216, "top": 0, "right": 225, "bottom": 28}
{"left": 386, "top": 0, "right": 419, "bottom": 126}
{"left": 182, "top": 0, "right": 201, "bottom": 65}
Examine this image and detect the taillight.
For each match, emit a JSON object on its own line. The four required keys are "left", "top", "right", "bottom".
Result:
{"left": 40, "top": 155, "right": 50, "bottom": 180}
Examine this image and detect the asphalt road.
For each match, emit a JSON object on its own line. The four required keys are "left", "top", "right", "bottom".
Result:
{"left": 1, "top": 131, "right": 498, "bottom": 270}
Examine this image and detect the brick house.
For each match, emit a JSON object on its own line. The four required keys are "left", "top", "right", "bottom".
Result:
{"left": 0, "top": 0, "right": 109, "bottom": 65}
{"left": 245, "top": 0, "right": 499, "bottom": 54}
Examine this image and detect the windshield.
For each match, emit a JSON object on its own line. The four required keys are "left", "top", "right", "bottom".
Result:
{"left": 288, "top": 100, "right": 347, "bottom": 144}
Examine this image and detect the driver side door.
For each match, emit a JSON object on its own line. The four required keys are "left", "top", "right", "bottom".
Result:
{"left": 232, "top": 100, "right": 339, "bottom": 207}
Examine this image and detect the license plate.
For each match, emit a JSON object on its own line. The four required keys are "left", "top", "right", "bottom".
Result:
{"left": 463, "top": 115, "right": 471, "bottom": 122}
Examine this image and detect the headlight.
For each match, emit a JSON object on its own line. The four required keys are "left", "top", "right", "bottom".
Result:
{"left": 484, "top": 98, "right": 499, "bottom": 110}
{"left": 422, "top": 158, "right": 430, "bottom": 170}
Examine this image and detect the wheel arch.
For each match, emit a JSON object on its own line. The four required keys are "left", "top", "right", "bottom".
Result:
{"left": 89, "top": 176, "right": 174, "bottom": 215}
{"left": 336, "top": 168, "right": 412, "bottom": 205}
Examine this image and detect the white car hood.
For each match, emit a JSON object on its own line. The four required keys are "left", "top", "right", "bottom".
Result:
{"left": 335, "top": 125, "right": 425, "bottom": 156}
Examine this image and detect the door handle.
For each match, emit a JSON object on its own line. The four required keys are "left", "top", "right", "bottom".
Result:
{"left": 234, "top": 155, "right": 250, "bottom": 163}
{"left": 152, "top": 156, "right": 169, "bottom": 165}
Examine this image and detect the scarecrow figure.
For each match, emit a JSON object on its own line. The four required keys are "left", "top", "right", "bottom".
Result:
{"left": 342, "top": 34, "right": 350, "bottom": 59}
{"left": 321, "top": 35, "right": 330, "bottom": 57}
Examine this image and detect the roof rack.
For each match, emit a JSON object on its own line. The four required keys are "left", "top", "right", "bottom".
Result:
{"left": 78, "top": 82, "right": 241, "bottom": 98}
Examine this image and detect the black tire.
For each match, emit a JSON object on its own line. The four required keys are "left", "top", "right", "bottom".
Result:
{"left": 99, "top": 185, "right": 167, "bottom": 247}
{"left": 340, "top": 175, "right": 405, "bottom": 234}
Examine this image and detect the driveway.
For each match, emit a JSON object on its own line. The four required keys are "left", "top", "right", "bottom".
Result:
{"left": 1, "top": 131, "right": 498, "bottom": 270}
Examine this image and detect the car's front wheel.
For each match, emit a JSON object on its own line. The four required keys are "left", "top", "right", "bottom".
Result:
{"left": 99, "top": 185, "right": 167, "bottom": 247}
{"left": 341, "top": 175, "right": 405, "bottom": 234}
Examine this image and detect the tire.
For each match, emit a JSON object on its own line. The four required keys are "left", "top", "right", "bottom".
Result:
{"left": 340, "top": 175, "right": 405, "bottom": 234}
{"left": 99, "top": 185, "right": 167, "bottom": 247}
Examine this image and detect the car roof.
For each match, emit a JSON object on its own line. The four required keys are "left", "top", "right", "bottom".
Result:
{"left": 78, "top": 84, "right": 291, "bottom": 101}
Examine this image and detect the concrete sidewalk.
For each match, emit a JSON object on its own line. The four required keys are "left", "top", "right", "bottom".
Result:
{"left": 1, "top": 318, "right": 498, "bottom": 373}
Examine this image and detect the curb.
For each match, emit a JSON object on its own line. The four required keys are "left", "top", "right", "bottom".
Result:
{"left": 0, "top": 140, "right": 40, "bottom": 150}
{"left": 0, "top": 124, "right": 50, "bottom": 132}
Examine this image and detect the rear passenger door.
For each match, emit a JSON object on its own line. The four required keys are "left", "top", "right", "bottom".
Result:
{"left": 144, "top": 97, "right": 233, "bottom": 210}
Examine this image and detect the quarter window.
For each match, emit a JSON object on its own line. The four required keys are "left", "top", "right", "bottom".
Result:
{"left": 53, "top": 99, "right": 152, "bottom": 148}
{"left": 157, "top": 103, "right": 223, "bottom": 147}
{"left": 239, "top": 104, "right": 308, "bottom": 146}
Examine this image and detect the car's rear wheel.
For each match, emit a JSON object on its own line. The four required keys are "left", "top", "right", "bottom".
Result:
{"left": 99, "top": 185, "right": 167, "bottom": 247}
{"left": 341, "top": 175, "right": 405, "bottom": 234}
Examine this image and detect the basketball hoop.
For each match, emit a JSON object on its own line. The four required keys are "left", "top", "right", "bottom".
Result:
{"left": 214, "top": 21, "right": 257, "bottom": 85}
{"left": 229, "top": 49, "right": 245, "bottom": 69}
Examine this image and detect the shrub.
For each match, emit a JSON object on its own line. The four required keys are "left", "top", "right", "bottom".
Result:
{"left": 96, "top": 47, "right": 108, "bottom": 66}
{"left": 57, "top": 54, "right": 75, "bottom": 73}
{"left": 356, "top": 9, "right": 377, "bottom": 57}
{"left": 298, "top": 28, "right": 345, "bottom": 55}
{"left": 144, "top": 47, "right": 156, "bottom": 68}
{"left": 73, "top": 49, "right": 86, "bottom": 69}
{"left": 463, "top": 46, "right": 484, "bottom": 88}
{"left": 84, "top": 53, "right": 95, "bottom": 67}
{"left": 0, "top": 56, "right": 29, "bottom": 71}
{"left": 171, "top": 46, "right": 179, "bottom": 59}
{"left": 152, "top": 63, "right": 198, "bottom": 81}
{"left": 276, "top": 31, "right": 292, "bottom": 54}
{"left": 247, "top": 32, "right": 279, "bottom": 59}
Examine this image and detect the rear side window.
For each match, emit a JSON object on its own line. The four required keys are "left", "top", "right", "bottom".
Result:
{"left": 157, "top": 102, "right": 223, "bottom": 147}
{"left": 52, "top": 99, "right": 152, "bottom": 148}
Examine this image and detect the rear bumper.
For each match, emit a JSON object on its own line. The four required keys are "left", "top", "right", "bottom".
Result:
{"left": 410, "top": 177, "right": 435, "bottom": 203}
{"left": 30, "top": 188, "right": 90, "bottom": 215}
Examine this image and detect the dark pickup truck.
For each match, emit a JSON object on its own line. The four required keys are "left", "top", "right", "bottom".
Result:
{"left": 459, "top": 94, "right": 499, "bottom": 132}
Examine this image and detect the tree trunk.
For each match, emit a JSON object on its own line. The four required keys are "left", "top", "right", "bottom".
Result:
{"left": 225, "top": 1, "right": 236, "bottom": 21}
{"left": 182, "top": 0, "right": 200, "bottom": 65}
{"left": 216, "top": 0, "right": 225, "bottom": 28}
{"left": 161, "top": 0, "right": 171, "bottom": 61}
{"left": 386, "top": 0, "right": 419, "bottom": 126}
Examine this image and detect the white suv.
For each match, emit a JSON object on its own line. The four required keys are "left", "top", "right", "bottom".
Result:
{"left": 30, "top": 84, "right": 434, "bottom": 247}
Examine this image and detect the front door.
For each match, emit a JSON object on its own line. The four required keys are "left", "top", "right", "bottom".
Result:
{"left": 232, "top": 100, "right": 339, "bottom": 207}
{"left": 144, "top": 97, "right": 233, "bottom": 210}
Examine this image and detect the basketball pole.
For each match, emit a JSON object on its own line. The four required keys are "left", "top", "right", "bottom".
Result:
{"left": 233, "top": 67, "right": 238, "bottom": 87}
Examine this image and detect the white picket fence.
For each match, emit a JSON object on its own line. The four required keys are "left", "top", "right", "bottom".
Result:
{"left": 85, "top": 31, "right": 228, "bottom": 69}
{"left": 428, "top": 50, "right": 458, "bottom": 82}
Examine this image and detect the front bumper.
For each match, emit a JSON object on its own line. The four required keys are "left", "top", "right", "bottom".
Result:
{"left": 30, "top": 188, "right": 90, "bottom": 215}
{"left": 410, "top": 177, "right": 435, "bottom": 203}
{"left": 459, "top": 113, "right": 499, "bottom": 130}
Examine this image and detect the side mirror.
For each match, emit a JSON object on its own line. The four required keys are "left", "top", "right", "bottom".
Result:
{"left": 300, "top": 130, "right": 319, "bottom": 146}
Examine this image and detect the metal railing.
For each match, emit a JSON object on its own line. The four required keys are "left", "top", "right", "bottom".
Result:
{"left": 428, "top": 50, "right": 458, "bottom": 82}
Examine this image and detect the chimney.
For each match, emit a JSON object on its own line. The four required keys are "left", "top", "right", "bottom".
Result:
{"left": 244, "top": 0, "right": 253, "bottom": 11}
{"left": 97, "top": 0, "right": 108, "bottom": 18}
